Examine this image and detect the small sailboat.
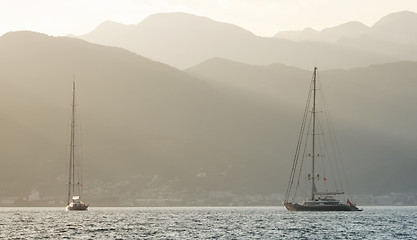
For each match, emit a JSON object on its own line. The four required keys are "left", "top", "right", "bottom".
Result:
{"left": 66, "top": 82, "right": 88, "bottom": 211}
{"left": 283, "top": 67, "right": 361, "bottom": 211}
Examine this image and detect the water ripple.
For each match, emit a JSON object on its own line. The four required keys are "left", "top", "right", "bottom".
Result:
{"left": 0, "top": 206, "right": 416, "bottom": 239}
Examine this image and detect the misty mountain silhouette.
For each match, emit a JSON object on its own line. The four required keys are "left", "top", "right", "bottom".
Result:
{"left": 1, "top": 31, "right": 416, "bottom": 205}
{"left": 187, "top": 58, "right": 417, "bottom": 195}
{"left": 79, "top": 12, "right": 393, "bottom": 70}
{"left": 275, "top": 11, "right": 417, "bottom": 45}
{"left": 0, "top": 31, "right": 231, "bottom": 198}
{"left": 275, "top": 21, "right": 369, "bottom": 42}
{"left": 275, "top": 11, "right": 417, "bottom": 62}
{"left": 0, "top": 31, "right": 303, "bottom": 203}
{"left": 370, "top": 10, "right": 417, "bottom": 45}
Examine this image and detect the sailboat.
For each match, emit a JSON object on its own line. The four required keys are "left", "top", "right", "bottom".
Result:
{"left": 283, "top": 67, "right": 361, "bottom": 211}
{"left": 66, "top": 82, "right": 89, "bottom": 211}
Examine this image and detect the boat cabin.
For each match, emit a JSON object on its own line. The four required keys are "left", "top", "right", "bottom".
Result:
{"left": 303, "top": 197, "right": 342, "bottom": 206}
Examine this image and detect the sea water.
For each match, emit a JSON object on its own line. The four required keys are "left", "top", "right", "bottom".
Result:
{"left": 0, "top": 206, "right": 415, "bottom": 239}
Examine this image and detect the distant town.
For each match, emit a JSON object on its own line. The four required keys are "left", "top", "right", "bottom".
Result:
{"left": 1, "top": 189, "right": 416, "bottom": 207}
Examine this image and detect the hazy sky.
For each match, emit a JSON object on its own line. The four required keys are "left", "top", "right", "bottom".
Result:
{"left": 1, "top": 0, "right": 417, "bottom": 37}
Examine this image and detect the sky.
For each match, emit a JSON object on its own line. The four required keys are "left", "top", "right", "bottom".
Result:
{"left": 1, "top": 0, "right": 417, "bottom": 37}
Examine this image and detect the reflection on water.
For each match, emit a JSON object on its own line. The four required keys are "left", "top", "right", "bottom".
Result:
{"left": 0, "top": 206, "right": 416, "bottom": 239}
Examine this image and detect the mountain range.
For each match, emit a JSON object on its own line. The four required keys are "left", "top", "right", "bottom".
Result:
{"left": 1, "top": 10, "right": 417, "bottom": 205}
{"left": 78, "top": 12, "right": 398, "bottom": 70}
{"left": 187, "top": 58, "right": 417, "bottom": 194}
{"left": 1, "top": 31, "right": 304, "bottom": 204}
{"left": 275, "top": 11, "right": 417, "bottom": 45}
{"left": 275, "top": 11, "right": 417, "bottom": 64}
{"left": 0, "top": 9, "right": 417, "bottom": 205}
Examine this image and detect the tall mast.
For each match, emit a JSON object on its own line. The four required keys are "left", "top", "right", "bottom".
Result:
{"left": 68, "top": 81, "right": 76, "bottom": 204}
{"left": 311, "top": 67, "right": 317, "bottom": 200}
{"left": 72, "top": 82, "right": 76, "bottom": 195}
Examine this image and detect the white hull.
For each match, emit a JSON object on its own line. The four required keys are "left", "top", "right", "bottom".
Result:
{"left": 66, "top": 203, "right": 88, "bottom": 211}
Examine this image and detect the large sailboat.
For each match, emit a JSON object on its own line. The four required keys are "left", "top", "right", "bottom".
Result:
{"left": 283, "top": 67, "right": 361, "bottom": 211}
{"left": 66, "top": 82, "right": 89, "bottom": 211}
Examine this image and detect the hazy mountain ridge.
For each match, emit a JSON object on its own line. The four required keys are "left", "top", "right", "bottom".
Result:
{"left": 1, "top": 31, "right": 416, "bottom": 206}
{"left": 187, "top": 58, "right": 417, "bottom": 194}
{"left": 370, "top": 10, "right": 417, "bottom": 45}
{"left": 275, "top": 11, "right": 417, "bottom": 45}
{"left": 82, "top": 13, "right": 255, "bottom": 46}
{"left": 0, "top": 31, "right": 222, "bottom": 197}
{"left": 275, "top": 21, "right": 370, "bottom": 42}
{"left": 0, "top": 31, "right": 302, "bottom": 204}
{"left": 78, "top": 12, "right": 395, "bottom": 70}
{"left": 274, "top": 11, "right": 417, "bottom": 62}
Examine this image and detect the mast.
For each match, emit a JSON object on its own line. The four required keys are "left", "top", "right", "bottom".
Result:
{"left": 311, "top": 67, "right": 317, "bottom": 200}
{"left": 68, "top": 81, "right": 76, "bottom": 204}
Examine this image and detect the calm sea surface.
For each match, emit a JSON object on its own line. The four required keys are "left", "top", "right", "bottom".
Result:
{"left": 0, "top": 206, "right": 415, "bottom": 239}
